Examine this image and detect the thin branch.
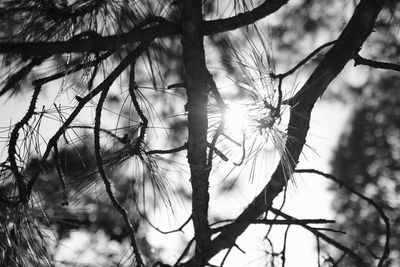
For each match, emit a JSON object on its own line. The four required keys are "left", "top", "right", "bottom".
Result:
{"left": 137, "top": 207, "right": 192, "bottom": 235}
{"left": 94, "top": 77, "right": 143, "bottom": 267}
{"left": 128, "top": 62, "right": 148, "bottom": 156}
{"left": 24, "top": 41, "right": 151, "bottom": 203}
{"left": 173, "top": 238, "right": 195, "bottom": 267}
{"left": 52, "top": 144, "right": 68, "bottom": 206}
{"left": 353, "top": 54, "right": 400, "bottom": 72}
{"left": 271, "top": 39, "right": 338, "bottom": 80}
{"left": 202, "top": 0, "right": 288, "bottom": 35}
{"left": 295, "top": 169, "right": 390, "bottom": 267}
{"left": 270, "top": 207, "right": 367, "bottom": 266}
{"left": 32, "top": 50, "right": 114, "bottom": 87}
{"left": 0, "top": 57, "right": 45, "bottom": 97}
{"left": 281, "top": 225, "right": 290, "bottom": 267}
{"left": 211, "top": 218, "right": 335, "bottom": 233}
{"left": 147, "top": 143, "right": 188, "bottom": 155}
{"left": 8, "top": 84, "right": 41, "bottom": 203}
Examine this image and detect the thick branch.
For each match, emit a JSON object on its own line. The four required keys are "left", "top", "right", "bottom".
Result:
{"left": 181, "top": 0, "right": 211, "bottom": 264}
{"left": 196, "top": 0, "right": 384, "bottom": 263}
{"left": 202, "top": 0, "right": 288, "bottom": 35}
{"left": 0, "top": 20, "right": 177, "bottom": 57}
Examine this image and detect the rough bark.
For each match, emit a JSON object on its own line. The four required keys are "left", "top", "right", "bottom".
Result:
{"left": 181, "top": 1, "right": 211, "bottom": 265}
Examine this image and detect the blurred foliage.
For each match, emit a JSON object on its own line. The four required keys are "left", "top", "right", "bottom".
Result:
{"left": 330, "top": 74, "right": 400, "bottom": 266}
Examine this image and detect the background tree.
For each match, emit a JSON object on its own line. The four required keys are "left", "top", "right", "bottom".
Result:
{"left": 0, "top": 0, "right": 397, "bottom": 266}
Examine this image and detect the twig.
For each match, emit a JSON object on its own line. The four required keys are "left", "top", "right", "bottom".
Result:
{"left": 269, "top": 208, "right": 367, "bottom": 265}
{"left": 128, "top": 61, "right": 148, "bottom": 156}
{"left": 137, "top": 207, "right": 192, "bottom": 235}
{"left": 271, "top": 39, "right": 338, "bottom": 80}
{"left": 24, "top": 41, "right": 151, "bottom": 201}
{"left": 147, "top": 143, "right": 188, "bottom": 155}
{"left": 32, "top": 50, "right": 114, "bottom": 87}
{"left": 8, "top": 84, "right": 41, "bottom": 203}
{"left": 52, "top": 144, "right": 68, "bottom": 206}
{"left": 353, "top": 54, "right": 400, "bottom": 72}
{"left": 295, "top": 169, "right": 390, "bottom": 267}
{"left": 316, "top": 237, "right": 321, "bottom": 267}
{"left": 94, "top": 77, "right": 144, "bottom": 267}
{"left": 281, "top": 225, "right": 290, "bottom": 267}
{"left": 173, "top": 238, "right": 195, "bottom": 267}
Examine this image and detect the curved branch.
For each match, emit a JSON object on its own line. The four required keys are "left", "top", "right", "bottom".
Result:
{"left": 194, "top": 0, "right": 384, "bottom": 263}
{"left": 24, "top": 41, "right": 151, "bottom": 203}
{"left": 202, "top": 0, "right": 288, "bottom": 35}
{"left": 94, "top": 78, "right": 143, "bottom": 267}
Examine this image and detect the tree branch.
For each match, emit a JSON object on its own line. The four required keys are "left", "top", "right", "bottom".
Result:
{"left": 202, "top": 0, "right": 288, "bottom": 35}
{"left": 353, "top": 54, "right": 400, "bottom": 72}
{"left": 181, "top": 1, "right": 212, "bottom": 264}
{"left": 295, "top": 169, "right": 390, "bottom": 267}
{"left": 94, "top": 77, "right": 144, "bottom": 267}
{"left": 0, "top": 19, "right": 177, "bottom": 57}
{"left": 194, "top": 0, "right": 384, "bottom": 263}
{"left": 270, "top": 208, "right": 367, "bottom": 265}
{"left": 24, "top": 41, "right": 151, "bottom": 203}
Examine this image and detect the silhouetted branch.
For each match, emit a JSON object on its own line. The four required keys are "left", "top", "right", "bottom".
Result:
{"left": 271, "top": 39, "right": 338, "bottom": 80}
{"left": 25, "top": 41, "right": 151, "bottom": 204}
{"left": 270, "top": 207, "right": 367, "bottom": 266}
{"left": 129, "top": 62, "right": 148, "bottom": 156}
{"left": 32, "top": 50, "right": 114, "bottom": 87}
{"left": 295, "top": 169, "right": 390, "bottom": 267}
{"left": 198, "top": 1, "right": 384, "bottom": 260}
{"left": 94, "top": 73, "right": 143, "bottom": 267}
{"left": 353, "top": 54, "right": 400, "bottom": 72}
{"left": 0, "top": 17, "right": 176, "bottom": 57}
{"left": 147, "top": 143, "right": 188, "bottom": 155}
{"left": 8, "top": 84, "right": 41, "bottom": 203}
{"left": 202, "top": 0, "right": 288, "bottom": 35}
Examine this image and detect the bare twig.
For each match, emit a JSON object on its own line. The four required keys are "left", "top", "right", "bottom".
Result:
{"left": 281, "top": 225, "right": 290, "bottom": 267}
{"left": 24, "top": 41, "right": 151, "bottom": 202}
{"left": 295, "top": 169, "right": 390, "bottom": 267}
{"left": 128, "top": 61, "right": 148, "bottom": 156}
{"left": 353, "top": 54, "right": 400, "bottom": 72}
{"left": 94, "top": 76, "right": 144, "bottom": 267}
{"left": 147, "top": 143, "right": 188, "bottom": 155}
{"left": 8, "top": 84, "right": 41, "bottom": 203}
{"left": 269, "top": 208, "right": 366, "bottom": 265}
{"left": 271, "top": 39, "right": 338, "bottom": 80}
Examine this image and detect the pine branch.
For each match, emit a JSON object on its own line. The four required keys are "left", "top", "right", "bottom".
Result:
{"left": 353, "top": 54, "right": 400, "bottom": 72}
{"left": 94, "top": 76, "right": 144, "bottom": 267}
{"left": 295, "top": 169, "right": 390, "bottom": 267}
{"left": 0, "top": 18, "right": 177, "bottom": 57}
{"left": 24, "top": 40, "right": 151, "bottom": 203}
{"left": 202, "top": 0, "right": 288, "bottom": 35}
{"left": 192, "top": 0, "right": 384, "bottom": 263}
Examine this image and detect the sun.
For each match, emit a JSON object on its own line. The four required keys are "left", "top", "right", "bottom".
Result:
{"left": 223, "top": 104, "right": 249, "bottom": 133}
